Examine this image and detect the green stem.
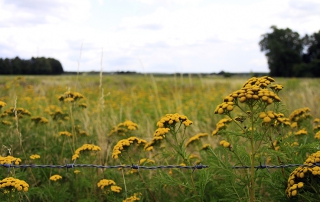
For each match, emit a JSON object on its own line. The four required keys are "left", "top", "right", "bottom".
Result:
{"left": 249, "top": 106, "right": 255, "bottom": 202}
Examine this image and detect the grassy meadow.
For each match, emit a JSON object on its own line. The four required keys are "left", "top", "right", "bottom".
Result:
{"left": 1, "top": 74, "right": 320, "bottom": 201}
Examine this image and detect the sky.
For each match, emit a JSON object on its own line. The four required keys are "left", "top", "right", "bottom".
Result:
{"left": 0, "top": 0, "right": 319, "bottom": 73}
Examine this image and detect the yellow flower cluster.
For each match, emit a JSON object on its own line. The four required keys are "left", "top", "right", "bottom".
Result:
{"left": 259, "top": 111, "right": 290, "bottom": 126}
{"left": 112, "top": 137, "right": 147, "bottom": 159}
{"left": 30, "top": 154, "right": 40, "bottom": 160}
{"left": 156, "top": 113, "right": 193, "bottom": 128}
{"left": 0, "top": 155, "right": 22, "bottom": 165}
{"left": 108, "top": 120, "right": 139, "bottom": 136}
{"left": 50, "top": 174, "right": 62, "bottom": 181}
{"left": 97, "top": 179, "right": 122, "bottom": 193}
{"left": 139, "top": 158, "right": 155, "bottom": 164}
{"left": 59, "top": 131, "right": 72, "bottom": 137}
{"left": 219, "top": 140, "right": 231, "bottom": 148}
{"left": 289, "top": 107, "right": 311, "bottom": 122}
{"left": 78, "top": 103, "right": 87, "bottom": 108}
{"left": 0, "top": 101, "right": 6, "bottom": 108}
{"left": 1, "top": 120, "right": 12, "bottom": 126}
{"left": 144, "top": 128, "right": 170, "bottom": 150}
{"left": 72, "top": 144, "right": 102, "bottom": 160}
{"left": 58, "top": 91, "right": 84, "bottom": 102}
{"left": 185, "top": 133, "right": 208, "bottom": 147}
{"left": 0, "top": 177, "right": 29, "bottom": 192}
{"left": 215, "top": 76, "right": 281, "bottom": 115}
{"left": 31, "top": 116, "right": 49, "bottom": 124}
{"left": 1, "top": 107, "right": 31, "bottom": 118}
{"left": 269, "top": 84, "right": 284, "bottom": 92}
{"left": 212, "top": 118, "right": 232, "bottom": 135}
{"left": 286, "top": 151, "right": 320, "bottom": 198}
{"left": 315, "top": 131, "right": 320, "bottom": 140}
{"left": 123, "top": 193, "right": 142, "bottom": 202}
{"left": 201, "top": 144, "right": 211, "bottom": 150}
{"left": 294, "top": 129, "right": 307, "bottom": 136}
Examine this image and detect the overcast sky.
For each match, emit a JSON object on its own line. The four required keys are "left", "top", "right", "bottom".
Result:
{"left": 0, "top": 0, "right": 319, "bottom": 73}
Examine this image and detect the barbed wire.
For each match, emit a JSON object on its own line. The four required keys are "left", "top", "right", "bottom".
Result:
{"left": 233, "top": 162, "right": 320, "bottom": 170}
{"left": 0, "top": 162, "right": 209, "bottom": 173}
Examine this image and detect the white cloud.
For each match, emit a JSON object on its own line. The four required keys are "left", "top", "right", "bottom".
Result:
{"left": 0, "top": 0, "right": 319, "bottom": 73}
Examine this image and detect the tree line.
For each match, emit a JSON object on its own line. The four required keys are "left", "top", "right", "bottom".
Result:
{"left": 0, "top": 57, "right": 64, "bottom": 75}
{"left": 260, "top": 26, "right": 320, "bottom": 77}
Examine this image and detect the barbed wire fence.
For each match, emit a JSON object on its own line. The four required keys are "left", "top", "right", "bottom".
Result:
{"left": 2, "top": 161, "right": 320, "bottom": 174}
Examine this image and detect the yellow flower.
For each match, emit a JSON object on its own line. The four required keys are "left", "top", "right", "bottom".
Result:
{"left": 201, "top": 144, "right": 211, "bottom": 150}
{"left": 295, "top": 129, "right": 307, "bottom": 136}
{"left": 72, "top": 144, "right": 101, "bottom": 160}
{"left": 50, "top": 174, "right": 62, "bottom": 181}
{"left": 74, "top": 170, "right": 81, "bottom": 174}
{"left": 123, "top": 193, "right": 142, "bottom": 202}
{"left": 0, "top": 177, "right": 29, "bottom": 192}
{"left": 30, "top": 154, "right": 40, "bottom": 160}
{"left": 97, "top": 179, "right": 117, "bottom": 190}
{"left": 112, "top": 137, "right": 147, "bottom": 159}
{"left": 219, "top": 140, "right": 231, "bottom": 148}
{"left": 156, "top": 113, "right": 192, "bottom": 128}
{"left": 0, "top": 155, "right": 22, "bottom": 165}
{"left": 110, "top": 185, "right": 122, "bottom": 193}
{"left": 185, "top": 133, "right": 208, "bottom": 147}
{"left": 0, "top": 101, "right": 6, "bottom": 108}
{"left": 58, "top": 131, "right": 72, "bottom": 137}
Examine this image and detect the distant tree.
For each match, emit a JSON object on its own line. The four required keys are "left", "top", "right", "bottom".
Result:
{"left": 259, "top": 26, "right": 303, "bottom": 77}
{"left": 0, "top": 57, "right": 64, "bottom": 75}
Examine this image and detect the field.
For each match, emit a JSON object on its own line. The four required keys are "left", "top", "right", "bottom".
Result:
{"left": 1, "top": 74, "right": 320, "bottom": 201}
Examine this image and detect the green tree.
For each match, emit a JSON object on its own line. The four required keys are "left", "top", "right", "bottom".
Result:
{"left": 259, "top": 26, "right": 303, "bottom": 77}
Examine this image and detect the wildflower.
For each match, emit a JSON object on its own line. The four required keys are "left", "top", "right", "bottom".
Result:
{"left": 212, "top": 118, "right": 232, "bottom": 135}
{"left": 97, "top": 179, "right": 115, "bottom": 188}
{"left": 50, "top": 174, "right": 62, "bottom": 181}
{"left": 286, "top": 151, "right": 320, "bottom": 198}
{"left": 185, "top": 133, "right": 208, "bottom": 147}
{"left": 315, "top": 131, "right": 320, "bottom": 140}
{"left": 74, "top": 170, "right": 81, "bottom": 174}
{"left": 201, "top": 144, "right": 211, "bottom": 150}
{"left": 219, "top": 140, "right": 231, "bottom": 148}
{"left": 270, "top": 84, "right": 284, "bottom": 92}
{"left": 31, "top": 116, "right": 49, "bottom": 124}
{"left": 295, "top": 129, "right": 307, "bottom": 136}
{"left": 156, "top": 113, "right": 193, "bottom": 128}
{"left": 144, "top": 128, "right": 170, "bottom": 150}
{"left": 123, "top": 193, "right": 142, "bottom": 202}
{"left": 0, "top": 155, "right": 22, "bottom": 165}
{"left": 0, "top": 101, "right": 6, "bottom": 109}
{"left": 2, "top": 107, "right": 31, "bottom": 118}
{"left": 110, "top": 185, "right": 122, "bottom": 193}
{"left": 59, "top": 131, "right": 72, "bottom": 137}
{"left": 1, "top": 120, "right": 12, "bottom": 126}
{"left": 72, "top": 144, "right": 101, "bottom": 160}
{"left": 0, "top": 177, "right": 29, "bottom": 192}
{"left": 314, "top": 118, "right": 320, "bottom": 124}
{"left": 289, "top": 107, "right": 312, "bottom": 123}
{"left": 108, "top": 120, "right": 139, "bottom": 136}
{"left": 139, "top": 158, "right": 155, "bottom": 164}
{"left": 112, "top": 137, "right": 147, "bottom": 159}
{"left": 78, "top": 103, "right": 87, "bottom": 108}
{"left": 58, "top": 91, "right": 84, "bottom": 102}
{"left": 30, "top": 154, "right": 40, "bottom": 160}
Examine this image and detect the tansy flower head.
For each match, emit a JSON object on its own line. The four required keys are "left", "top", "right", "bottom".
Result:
{"left": 201, "top": 144, "right": 211, "bottom": 150}
{"left": 72, "top": 144, "right": 101, "bottom": 160}
{"left": 0, "top": 177, "right": 29, "bottom": 192}
{"left": 286, "top": 151, "right": 320, "bottom": 198}
{"left": 31, "top": 116, "right": 49, "bottom": 124}
{"left": 0, "top": 101, "right": 6, "bottom": 109}
{"left": 219, "top": 140, "right": 231, "bottom": 148}
{"left": 50, "top": 174, "right": 62, "bottom": 181}
{"left": 2, "top": 107, "right": 31, "bottom": 118}
{"left": 108, "top": 120, "right": 139, "bottom": 136}
{"left": 112, "top": 137, "right": 147, "bottom": 159}
{"left": 212, "top": 118, "right": 232, "bottom": 135}
{"left": 30, "top": 154, "right": 40, "bottom": 160}
{"left": 59, "top": 131, "right": 72, "bottom": 137}
{"left": 58, "top": 91, "right": 84, "bottom": 102}
{"left": 0, "top": 155, "right": 22, "bottom": 165}
{"left": 156, "top": 113, "right": 193, "bottom": 128}
{"left": 123, "top": 193, "right": 142, "bottom": 202}
{"left": 185, "top": 133, "right": 208, "bottom": 147}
